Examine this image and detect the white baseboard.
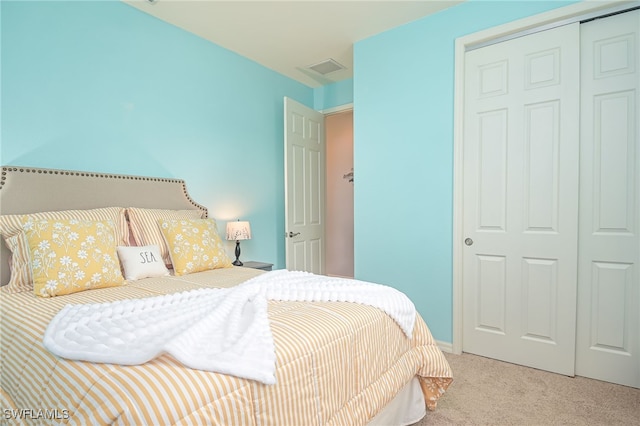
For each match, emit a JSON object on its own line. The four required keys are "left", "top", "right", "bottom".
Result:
{"left": 436, "top": 340, "right": 453, "bottom": 354}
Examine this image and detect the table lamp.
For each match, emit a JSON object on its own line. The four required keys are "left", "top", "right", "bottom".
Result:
{"left": 226, "top": 220, "right": 251, "bottom": 266}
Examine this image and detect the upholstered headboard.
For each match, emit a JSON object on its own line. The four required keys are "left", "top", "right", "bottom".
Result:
{"left": 0, "top": 166, "right": 207, "bottom": 286}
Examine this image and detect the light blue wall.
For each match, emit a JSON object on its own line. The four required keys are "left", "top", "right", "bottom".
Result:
{"left": 1, "top": 0, "right": 313, "bottom": 268}
{"left": 314, "top": 78, "right": 353, "bottom": 111}
{"left": 2, "top": 0, "right": 586, "bottom": 342}
{"left": 353, "top": 0, "right": 579, "bottom": 342}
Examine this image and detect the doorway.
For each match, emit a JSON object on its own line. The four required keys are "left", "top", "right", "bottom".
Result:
{"left": 284, "top": 98, "right": 354, "bottom": 276}
{"left": 325, "top": 110, "right": 354, "bottom": 278}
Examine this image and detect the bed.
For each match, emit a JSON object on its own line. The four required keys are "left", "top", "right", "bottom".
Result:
{"left": 0, "top": 166, "right": 452, "bottom": 425}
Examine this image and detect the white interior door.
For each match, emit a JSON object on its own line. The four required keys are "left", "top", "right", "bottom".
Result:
{"left": 462, "top": 23, "right": 581, "bottom": 375}
{"left": 576, "top": 9, "right": 640, "bottom": 388}
{"left": 284, "top": 97, "right": 326, "bottom": 274}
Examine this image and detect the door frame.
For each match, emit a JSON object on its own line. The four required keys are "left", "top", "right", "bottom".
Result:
{"left": 321, "top": 103, "right": 353, "bottom": 116}
{"left": 451, "top": 0, "right": 634, "bottom": 354}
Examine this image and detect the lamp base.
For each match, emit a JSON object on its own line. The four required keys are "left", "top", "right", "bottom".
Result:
{"left": 233, "top": 240, "right": 243, "bottom": 266}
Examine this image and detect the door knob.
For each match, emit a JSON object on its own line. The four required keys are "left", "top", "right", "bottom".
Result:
{"left": 288, "top": 231, "right": 301, "bottom": 238}
{"left": 464, "top": 238, "right": 473, "bottom": 246}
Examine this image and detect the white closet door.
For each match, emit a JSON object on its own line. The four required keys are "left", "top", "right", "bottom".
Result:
{"left": 576, "top": 9, "right": 640, "bottom": 389}
{"left": 462, "top": 23, "right": 581, "bottom": 375}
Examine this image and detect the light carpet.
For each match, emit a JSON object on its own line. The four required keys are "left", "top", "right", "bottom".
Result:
{"left": 414, "top": 352, "right": 639, "bottom": 425}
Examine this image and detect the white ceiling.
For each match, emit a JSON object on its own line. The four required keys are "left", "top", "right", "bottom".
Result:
{"left": 123, "top": 0, "right": 462, "bottom": 88}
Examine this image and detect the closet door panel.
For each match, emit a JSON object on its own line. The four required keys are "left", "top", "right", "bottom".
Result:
{"left": 577, "top": 9, "right": 639, "bottom": 389}
{"left": 462, "top": 23, "right": 580, "bottom": 376}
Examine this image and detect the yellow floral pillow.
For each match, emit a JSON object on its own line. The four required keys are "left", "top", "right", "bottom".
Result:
{"left": 0, "top": 207, "right": 128, "bottom": 293}
{"left": 127, "top": 208, "right": 207, "bottom": 267}
{"left": 159, "top": 218, "right": 232, "bottom": 276}
{"left": 24, "top": 219, "right": 125, "bottom": 297}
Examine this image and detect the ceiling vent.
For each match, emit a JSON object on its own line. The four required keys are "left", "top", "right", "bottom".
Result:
{"left": 307, "top": 59, "right": 346, "bottom": 75}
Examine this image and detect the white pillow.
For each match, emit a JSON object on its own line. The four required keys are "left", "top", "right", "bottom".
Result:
{"left": 117, "top": 245, "right": 170, "bottom": 280}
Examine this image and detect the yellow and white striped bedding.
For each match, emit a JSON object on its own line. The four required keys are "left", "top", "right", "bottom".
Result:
{"left": 0, "top": 267, "right": 452, "bottom": 425}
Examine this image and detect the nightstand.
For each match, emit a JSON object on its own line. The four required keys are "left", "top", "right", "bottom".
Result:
{"left": 241, "top": 261, "right": 273, "bottom": 271}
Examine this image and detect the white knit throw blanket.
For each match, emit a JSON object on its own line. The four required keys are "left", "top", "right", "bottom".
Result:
{"left": 43, "top": 270, "right": 416, "bottom": 385}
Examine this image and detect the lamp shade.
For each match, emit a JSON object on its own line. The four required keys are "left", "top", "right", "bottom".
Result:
{"left": 226, "top": 221, "right": 251, "bottom": 241}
